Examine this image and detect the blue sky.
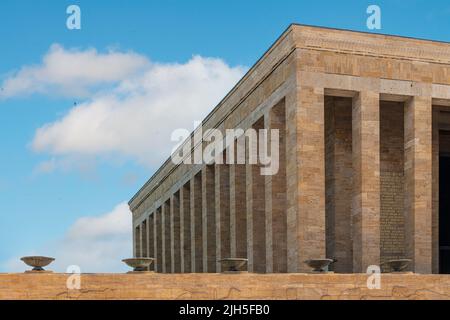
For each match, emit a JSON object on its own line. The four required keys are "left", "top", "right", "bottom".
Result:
{"left": 0, "top": 0, "right": 449, "bottom": 272}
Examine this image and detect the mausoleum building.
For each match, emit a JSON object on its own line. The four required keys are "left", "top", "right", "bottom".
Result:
{"left": 129, "top": 25, "right": 450, "bottom": 274}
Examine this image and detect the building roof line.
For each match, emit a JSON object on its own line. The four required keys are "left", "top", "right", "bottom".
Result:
{"left": 291, "top": 23, "right": 450, "bottom": 45}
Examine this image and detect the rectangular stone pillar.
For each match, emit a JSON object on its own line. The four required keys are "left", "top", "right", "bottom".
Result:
{"left": 404, "top": 96, "right": 433, "bottom": 274}
{"left": 216, "top": 162, "right": 230, "bottom": 272}
{"left": 141, "top": 220, "right": 148, "bottom": 257}
{"left": 161, "top": 205, "right": 166, "bottom": 272}
{"left": 230, "top": 148, "right": 247, "bottom": 259}
{"left": 432, "top": 108, "right": 439, "bottom": 274}
{"left": 162, "top": 201, "right": 172, "bottom": 273}
{"left": 264, "top": 100, "right": 287, "bottom": 273}
{"left": 134, "top": 225, "right": 141, "bottom": 258}
{"left": 352, "top": 91, "right": 381, "bottom": 273}
{"left": 171, "top": 192, "right": 181, "bottom": 273}
{"left": 149, "top": 212, "right": 155, "bottom": 270}
{"left": 202, "top": 165, "right": 216, "bottom": 272}
{"left": 246, "top": 117, "right": 266, "bottom": 273}
{"left": 146, "top": 218, "right": 151, "bottom": 258}
{"left": 180, "top": 183, "right": 191, "bottom": 272}
{"left": 286, "top": 87, "right": 326, "bottom": 272}
{"left": 155, "top": 207, "right": 162, "bottom": 272}
{"left": 191, "top": 173, "right": 203, "bottom": 272}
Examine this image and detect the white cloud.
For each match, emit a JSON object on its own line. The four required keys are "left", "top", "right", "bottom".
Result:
{"left": 33, "top": 157, "right": 58, "bottom": 174}
{"left": 29, "top": 51, "right": 247, "bottom": 168}
{"left": 0, "top": 44, "right": 149, "bottom": 98}
{"left": 3, "top": 202, "right": 132, "bottom": 273}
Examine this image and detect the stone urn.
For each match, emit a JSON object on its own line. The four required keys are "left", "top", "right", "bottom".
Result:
{"left": 383, "top": 259, "right": 412, "bottom": 272}
{"left": 122, "top": 258, "right": 155, "bottom": 273}
{"left": 304, "top": 259, "right": 334, "bottom": 273}
{"left": 21, "top": 256, "right": 55, "bottom": 273}
{"left": 218, "top": 258, "right": 248, "bottom": 273}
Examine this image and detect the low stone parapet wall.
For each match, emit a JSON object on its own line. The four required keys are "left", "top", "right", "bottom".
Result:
{"left": 0, "top": 273, "right": 449, "bottom": 300}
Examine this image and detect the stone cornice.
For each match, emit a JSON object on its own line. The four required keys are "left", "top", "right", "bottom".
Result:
{"left": 292, "top": 24, "right": 450, "bottom": 64}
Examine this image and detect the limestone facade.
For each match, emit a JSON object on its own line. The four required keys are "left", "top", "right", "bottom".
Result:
{"left": 129, "top": 25, "right": 450, "bottom": 274}
{"left": 1, "top": 273, "right": 450, "bottom": 300}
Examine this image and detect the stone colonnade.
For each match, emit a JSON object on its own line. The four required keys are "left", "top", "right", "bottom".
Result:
{"left": 133, "top": 78, "right": 439, "bottom": 274}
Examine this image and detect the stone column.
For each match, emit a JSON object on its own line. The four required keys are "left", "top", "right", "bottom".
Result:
{"left": 155, "top": 207, "right": 162, "bottom": 272}
{"left": 352, "top": 91, "right": 381, "bottom": 273}
{"left": 162, "top": 202, "right": 171, "bottom": 273}
{"left": 230, "top": 141, "right": 247, "bottom": 259}
{"left": 146, "top": 218, "right": 151, "bottom": 258}
{"left": 191, "top": 173, "right": 203, "bottom": 272}
{"left": 171, "top": 193, "right": 181, "bottom": 273}
{"left": 404, "top": 96, "right": 433, "bottom": 274}
{"left": 161, "top": 205, "right": 166, "bottom": 272}
{"left": 432, "top": 108, "right": 440, "bottom": 274}
{"left": 216, "top": 161, "right": 230, "bottom": 272}
{"left": 264, "top": 101, "right": 287, "bottom": 273}
{"left": 166, "top": 201, "right": 172, "bottom": 273}
{"left": 149, "top": 212, "right": 155, "bottom": 270}
{"left": 141, "top": 220, "right": 148, "bottom": 257}
{"left": 246, "top": 117, "right": 266, "bottom": 273}
{"left": 286, "top": 87, "right": 326, "bottom": 272}
{"left": 134, "top": 225, "right": 141, "bottom": 258}
{"left": 202, "top": 165, "right": 216, "bottom": 272}
{"left": 180, "top": 183, "right": 191, "bottom": 272}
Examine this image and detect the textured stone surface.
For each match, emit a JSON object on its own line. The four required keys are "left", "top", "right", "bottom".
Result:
{"left": 229, "top": 156, "right": 247, "bottom": 260}
{"left": 155, "top": 207, "right": 162, "bottom": 272}
{"left": 170, "top": 192, "right": 181, "bottom": 273}
{"left": 380, "top": 102, "right": 405, "bottom": 267}
{"left": 325, "top": 97, "right": 353, "bottom": 273}
{"left": 191, "top": 173, "right": 203, "bottom": 272}
{"left": 215, "top": 162, "right": 230, "bottom": 272}
{"left": 1, "top": 273, "right": 450, "bottom": 300}
{"left": 294, "top": 86, "right": 326, "bottom": 272}
{"left": 246, "top": 117, "right": 266, "bottom": 273}
{"left": 352, "top": 91, "right": 381, "bottom": 272}
{"left": 432, "top": 108, "right": 440, "bottom": 274}
{"left": 162, "top": 201, "right": 171, "bottom": 273}
{"left": 265, "top": 100, "right": 287, "bottom": 273}
{"left": 180, "top": 183, "right": 191, "bottom": 273}
{"left": 203, "top": 165, "right": 216, "bottom": 273}
{"left": 404, "top": 96, "right": 433, "bottom": 273}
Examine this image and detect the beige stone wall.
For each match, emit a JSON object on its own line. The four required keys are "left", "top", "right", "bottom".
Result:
{"left": 1, "top": 273, "right": 450, "bottom": 300}
{"left": 380, "top": 172, "right": 404, "bottom": 264}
